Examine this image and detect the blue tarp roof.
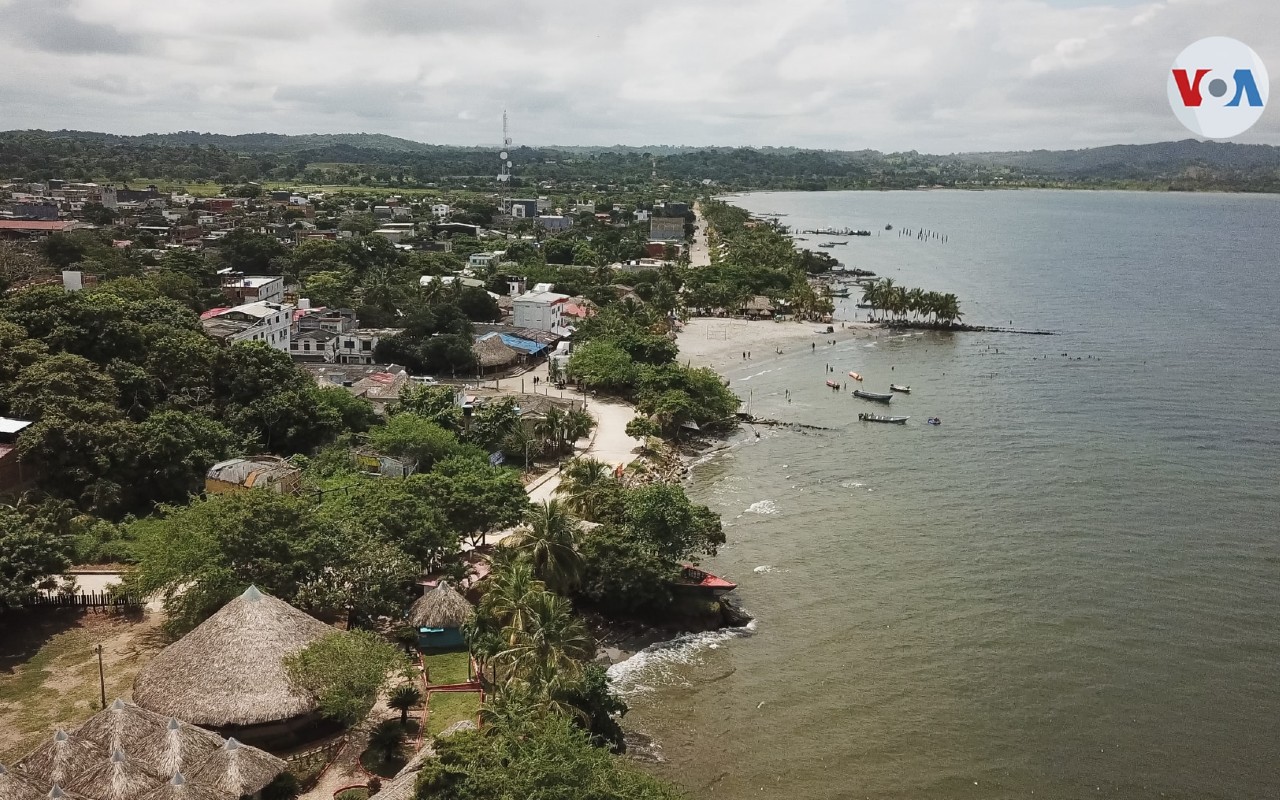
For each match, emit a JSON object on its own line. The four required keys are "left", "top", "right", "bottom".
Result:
{"left": 477, "top": 331, "right": 548, "bottom": 355}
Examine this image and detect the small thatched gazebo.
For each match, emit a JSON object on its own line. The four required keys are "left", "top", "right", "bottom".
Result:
{"left": 185, "top": 738, "right": 286, "bottom": 798}
{"left": 13, "top": 731, "right": 103, "bottom": 789}
{"left": 408, "top": 581, "right": 473, "bottom": 651}
{"left": 0, "top": 763, "right": 44, "bottom": 800}
{"left": 139, "top": 772, "right": 228, "bottom": 800}
{"left": 132, "top": 586, "right": 337, "bottom": 749}
{"left": 474, "top": 334, "right": 523, "bottom": 374}
{"left": 64, "top": 749, "right": 160, "bottom": 800}
{"left": 73, "top": 700, "right": 224, "bottom": 778}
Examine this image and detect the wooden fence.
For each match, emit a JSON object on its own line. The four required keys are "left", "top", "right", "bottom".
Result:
{"left": 26, "top": 591, "right": 143, "bottom": 610}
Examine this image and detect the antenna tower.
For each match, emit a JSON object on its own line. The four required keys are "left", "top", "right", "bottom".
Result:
{"left": 498, "top": 111, "right": 512, "bottom": 184}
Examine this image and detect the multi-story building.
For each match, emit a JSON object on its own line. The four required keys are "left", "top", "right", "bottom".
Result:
{"left": 337, "top": 328, "right": 403, "bottom": 365}
{"left": 512, "top": 288, "right": 570, "bottom": 332}
{"left": 220, "top": 275, "right": 284, "bottom": 305}
{"left": 201, "top": 301, "right": 294, "bottom": 351}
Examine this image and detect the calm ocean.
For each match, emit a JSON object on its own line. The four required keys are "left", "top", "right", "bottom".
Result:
{"left": 609, "top": 190, "right": 1280, "bottom": 799}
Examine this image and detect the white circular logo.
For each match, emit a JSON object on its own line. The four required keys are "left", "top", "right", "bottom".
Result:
{"left": 1168, "top": 37, "right": 1268, "bottom": 138}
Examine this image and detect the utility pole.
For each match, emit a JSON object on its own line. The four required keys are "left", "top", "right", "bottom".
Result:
{"left": 95, "top": 644, "right": 106, "bottom": 709}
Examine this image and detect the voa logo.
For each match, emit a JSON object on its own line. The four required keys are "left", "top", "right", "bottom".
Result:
{"left": 1168, "top": 37, "right": 1268, "bottom": 138}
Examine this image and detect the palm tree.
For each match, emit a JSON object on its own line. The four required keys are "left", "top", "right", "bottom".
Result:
{"left": 561, "top": 408, "right": 595, "bottom": 449}
{"left": 387, "top": 683, "right": 423, "bottom": 725}
{"left": 504, "top": 500, "right": 583, "bottom": 594}
{"left": 535, "top": 407, "right": 567, "bottom": 455}
{"left": 907, "top": 287, "right": 926, "bottom": 322}
{"left": 480, "top": 559, "right": 545, "bottom": 644}
{"left": 367, "top": 719, "right": 405, "bottom": 764}
{"left": 557, "top": 457, "right": 613, "bottom": 521}
{"left": 499, "top": 590, "right": 594, "bottom": 678}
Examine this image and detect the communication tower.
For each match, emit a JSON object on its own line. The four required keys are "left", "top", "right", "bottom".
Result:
{"left": 497, "top": 110, "right": 513, "bottom": 183}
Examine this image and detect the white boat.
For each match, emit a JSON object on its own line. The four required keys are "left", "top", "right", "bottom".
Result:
{"left": 889, "top": 384, "right": 911, "bottom": 394}
{"left": 853, "top": 390, "right": 893, "bottom": 403}
{"left": 859, "top": 413, "right": 909, "bottom": 424}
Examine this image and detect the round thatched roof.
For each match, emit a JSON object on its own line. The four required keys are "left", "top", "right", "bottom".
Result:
{"left": 0, "top": 763, "right": 44, "bottom": 800}
{"left": 13, "top": 731, "right": 104, "bottom": 789}
{"left": 133, "top": 586, "right": 335, "bottom": 727}
{"left": 65, "top": 749, "right": 161, "bottom": 800}
{"left": 72, "top": 699, "right": 222, "bottom": 778}
{"left": 185, "top": 738, "right": 285, "bottom": 798}
{"left": 408, "top": 581, "right": 474, "bottom": 629}
{"left": 139, "top": 772, "right": 230, "bottom": 800}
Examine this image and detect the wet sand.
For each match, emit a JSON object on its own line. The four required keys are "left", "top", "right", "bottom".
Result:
{"left": 675, "top": 317, "right": 875, "bottom": 372}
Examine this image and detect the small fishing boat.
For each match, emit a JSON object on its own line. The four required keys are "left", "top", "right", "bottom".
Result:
{"left": 825, "top": 379, "right": 841, "bottom": 389}
{"left": 889, "top": 384, "right": 911, "bottom": 394}
{"left": 829, "top": 289, "right": 850, "bottom": 298}
{"left": 817, "top": 242, "right": 835, "bottom": 248}
{"left": 847, "top": 371, "right": 863, "bottom": 381}
{"left": 859, "top": 413, "right": 908, "bottom": 424}
{"left": 856, "top": 301, "right": 874, "bottom": 309}
{"left": 926, "top": 417, "right": 941, "bottom": 426}
{"left": 672, "top": 564, "right": 737, "bottom": 597}
{"left": 885, "top": 224, "right": 893, "bottom": 230}
{"left": 853, "top": 389, "right": 893, "bottom": 403}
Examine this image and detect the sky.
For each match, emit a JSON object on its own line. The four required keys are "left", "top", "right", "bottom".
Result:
{"left": 0, "top": 0, "right": 1275, "bottom": 152}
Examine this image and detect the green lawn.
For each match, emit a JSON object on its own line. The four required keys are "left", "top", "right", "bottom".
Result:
{"left": 422, "top": 651, "right": 471, "bottom": 686}
{"left": 427, "top": 691, "right": 481, "bottom": 737}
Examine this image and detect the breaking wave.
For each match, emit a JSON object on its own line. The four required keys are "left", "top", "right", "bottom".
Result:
{"left": 745, "top": 499, "right": 778, "bottom": 515}
{"left": 606, "top": 620, "right": 758, "bottom": 696}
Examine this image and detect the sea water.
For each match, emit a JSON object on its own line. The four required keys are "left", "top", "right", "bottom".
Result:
{"left": 612, "top": 190, "right": 1280, "bottom": 799}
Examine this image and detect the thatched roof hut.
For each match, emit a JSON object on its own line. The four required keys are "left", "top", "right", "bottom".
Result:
{"left": 13, "top": 730, "right": 104, "bottom": 788}
{"left": 64, "top": 749, "right": 162, "bottom": 800}
{"left": 139, "top": 772, "right": 229, "bottom": 800}
{"left": 132, "top": 586, "right": 334, "bottom": 733}
{"left": 185, "top": 739, "right": 285, "bottom": 798}
{"left": 0, "top": 763, "right": 44, "bottom": 800}
{"left": 408, "top": 581, "right": 474, "bottom": 629}
{"left": 474, "top": 334, "right": 523, "bottom": 371}
{"left": 73, "top": 699, "right": 226, "bottom": 781}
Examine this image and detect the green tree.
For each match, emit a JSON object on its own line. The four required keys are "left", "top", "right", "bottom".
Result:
{"left": 368, "top": 413, "right": 460, "bottom": 471}
{"left": 624, "top": 483, "right": 725, "bottom": 561}
{"left": 413, "top": 716, "right": 683, "bottom": 800}
{"left": 315, "top": 386, "right": 378, "bottom": 433}
{"left": 556, "top": 458, "right": 624, "bottom": 523}
{"left": 321, "top": 478, "right": 457, "bottom": 567}
{"left": 0, "top": 502, "right": 74, "bottom": 610}
{"left": 396, "top": 384, "right": 462, "bottom": 431}
{"left": 419, "top": 455, "right": 529, "bottom": 546}
{"left": 284, "top": 630, "right": 407, "bottom": 727}
{"left": 466, "top": 397, "right": 520, "bottom": 453}
{"left": 504, "top": 500, "right": 584, "bottom": 594}
{"left": 387, "top": 683, "right": 423, "bottom": 725}
{"left": 127, "top": 491, "right": 328, "bottom": 634}
{"left": 576, "top": 524, "right": 676, "bottom": 618}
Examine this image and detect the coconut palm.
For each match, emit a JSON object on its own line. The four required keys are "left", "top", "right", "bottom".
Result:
{"left": 499, "top": 590, "right": 594, "bottom": 678}
{"left": 480, "top": 560, "right": 546, "bottom": 644}
{"left": 556, "top": 457, "right": 614, "bottom": 521}
{"left": 561, "top": 409, "right": 595, "bottom": 449}
{"left": 907, "top": 287, "right": 926, "bottom": 322}
{"left": 504, "top": 500, "right": 583, "bottom": 594}
{"left": 534, "top": 407, "right": 567, "bottom": 455}
{"left": 387, "top": 683, "right": 422, "bottom": 725}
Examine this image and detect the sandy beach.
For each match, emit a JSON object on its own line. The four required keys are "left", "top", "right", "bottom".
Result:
{"left": 676, "top": 317, "right": 875, "bottom": 372}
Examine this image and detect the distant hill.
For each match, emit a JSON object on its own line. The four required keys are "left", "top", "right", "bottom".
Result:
{"left": 3, "top": 129, "right": 1279, "bottom": 191}
{"left": 957, "top": 139, "right": 1280, "bottom": 179}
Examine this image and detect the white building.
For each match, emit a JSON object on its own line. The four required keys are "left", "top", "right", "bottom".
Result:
{"left": 513, "top": 289, "right": 570, "bottom": 332}
{"left": 337, "top": 328, "right": 403, "bottom": 365}
{"left": 430, "top": 203, "right": 451, "bottom": 219}
{"left": 201, "top": 301, "right": 294, "bottom": 352}
{"left": 468, "top": 251, "right": 504, "bottom": 269}
{"left": 220, "top": 275, "right": 284, "bottom": 305}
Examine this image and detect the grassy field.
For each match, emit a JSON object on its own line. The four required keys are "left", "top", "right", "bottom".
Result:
{"left": 0, "top": 609, "right": 165, "bottom": 763}
{"left": 422, "top": 650, "right": 471, "bottom": 686}
{"left": 426, "top": 691, "right": 480, "bottom": 737}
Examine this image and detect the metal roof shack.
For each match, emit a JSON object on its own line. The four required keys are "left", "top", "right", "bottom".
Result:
{"left": 205, "top": 457, "right": 301, "bottom": 495}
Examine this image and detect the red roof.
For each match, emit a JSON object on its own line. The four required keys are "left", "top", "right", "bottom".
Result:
{"left": 0, "top": 220, "right": 72, "bottom": 232}
{"left": 199, "top": 307, "right": 230, "bottom": 320}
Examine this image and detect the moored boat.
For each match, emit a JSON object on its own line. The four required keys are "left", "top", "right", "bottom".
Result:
{"left": 672, "top": 564, "right": 737, "bottom": 597}
{"left": 847, "top": 371, "right": 863, "bottom": 381}
{"left": 859, "top": 413, "right": 909, "bottom": 424}
{"left": 926, "top": 417, "right": 941, "bottom": 425}
{"left": 889, "top": 383, "right": 911, "bottom": 394}
{"left": 825, "top": 379, "right": 841, "bottom": 389}
{"left": 853, "top": 389, "right": 893, "bottom": 403}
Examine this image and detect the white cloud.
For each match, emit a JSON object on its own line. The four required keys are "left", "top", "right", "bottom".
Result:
{"left": 0, "top": 0, "right": 1275, "bottom": 151}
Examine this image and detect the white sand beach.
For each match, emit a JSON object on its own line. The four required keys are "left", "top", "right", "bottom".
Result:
{"left": 675, "top": 317, "right": 875, "bottom": 372}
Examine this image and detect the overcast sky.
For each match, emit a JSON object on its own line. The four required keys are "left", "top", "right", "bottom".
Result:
{"left": 0, "top": 0, "right": 1275, "bottom": 152}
